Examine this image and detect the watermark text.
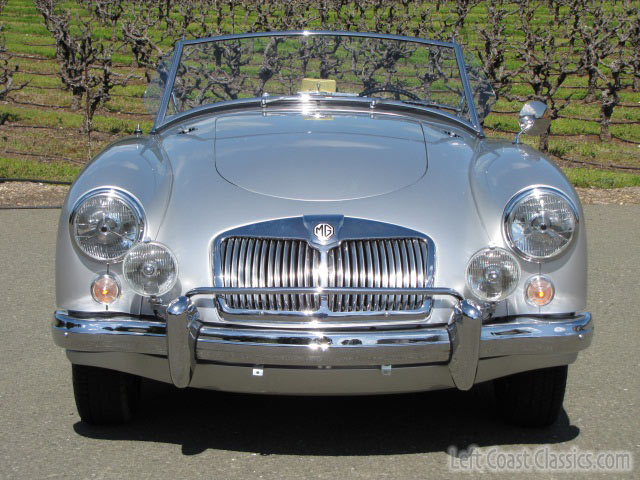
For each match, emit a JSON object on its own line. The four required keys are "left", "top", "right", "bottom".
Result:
{"left": 448, "top": 445, "right": 633, "bottom": 473}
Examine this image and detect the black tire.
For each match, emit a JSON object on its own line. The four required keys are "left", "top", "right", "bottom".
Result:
{"left": 72, "top": 364, "right": 141, "bottom": 425}
{"left": 493, "top": 365, "right": 568, "bottom": 427}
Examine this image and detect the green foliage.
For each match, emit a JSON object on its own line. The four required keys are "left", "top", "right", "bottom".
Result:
{"left": 0, "top": 156, "right": 81, "bottom": 182}
{"left": 0, "top": 104, "right": 152, "bottom": 133}
{"left": 563, "top": 168, "right": 640, "bottom": 189}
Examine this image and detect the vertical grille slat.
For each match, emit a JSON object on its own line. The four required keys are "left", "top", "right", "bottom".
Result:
{"left": 218, "top": 236, "right": 430, "bottom": 315}
{"left": 378, "top": 240, "right": 389, "bottom": 311}
{"left": 237, "top": 238, "right": 248, "bottom": 309}
{"left": 350, "top": 241, "right": 359, "bottom": 311}
{"left": 303, "top": 244, "right": 312, "bottom": 310}
{"left": 244, "top": 238, "right": 254, "bottom": 310}
{"left": 327, "top": 248, "right": 335, "bottom": 312}
{"left": 267, "top": 240, "right": 276, "bottom": 310}
{"left": 297, "top": 241, "right": 305, "bottom": 310}
{"left": 387, "top": 240, "right": 398, "bottom": 310}
{"left": 231, "top": 238, "right": 240, "bottom": 307}
{"left": 290, "top": 242, "right": 298, "bottom": 310}
{"left": 281, "top": 240, "right": 291, "bottom": 311}
{"left": 335, "top": 245, "right": 344, "bottom": 312}
{"left": 414, "top": 239, "right": 425, "bottom": 307}
{"left": 364, "top": 241, "right": 373, "bottom": 311}
{"left": 250, "top": 239, "right": 261, "bottom": 309}
{"left": 224, "top": 239, "right": 234, "bottom": 307}
{"left": 258, "top": 239, "right": 268, "bottom": 309}
{"left": 342, "top": 242, "right": 350, "bottom": 311}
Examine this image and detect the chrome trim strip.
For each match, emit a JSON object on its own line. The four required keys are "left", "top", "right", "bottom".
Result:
{"left": 187, "top": 286, "right": 462, "bottom": 300}
{"left": 153, "top": 97, "right": 482, "bottom": 137}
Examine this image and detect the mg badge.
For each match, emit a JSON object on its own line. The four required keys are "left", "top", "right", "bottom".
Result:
{"left": 313, "top": 223, "right": 334, "bottom": 241}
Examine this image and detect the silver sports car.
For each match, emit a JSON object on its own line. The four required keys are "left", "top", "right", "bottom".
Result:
{"left": 52, "top": 31, "right": 593, "bottom": 426}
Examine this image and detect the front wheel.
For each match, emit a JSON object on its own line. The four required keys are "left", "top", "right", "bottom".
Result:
{"left": 72, "top": 364, "right": 141, "bottom": 425}
{"left": 493, "top": 365, "right": 568, "bottom": 427}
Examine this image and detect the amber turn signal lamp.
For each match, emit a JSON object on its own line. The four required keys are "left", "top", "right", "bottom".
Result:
{"left": 91, "top": 274, "right": 121, "bottom": 305}
{"left": 525, "top": 275, "right": 554, "bottom": 307}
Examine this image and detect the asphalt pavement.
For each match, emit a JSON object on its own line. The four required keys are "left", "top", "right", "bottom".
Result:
{"left": 1, "top": 206, "right": 638, "bottom": 479}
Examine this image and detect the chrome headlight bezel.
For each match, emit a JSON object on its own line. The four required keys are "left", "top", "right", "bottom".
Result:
{"left": 503, "top": 186, "right": 579, "bottom": 263}
{"left": 69, "top": 188, "right": 146, "bottom": 262}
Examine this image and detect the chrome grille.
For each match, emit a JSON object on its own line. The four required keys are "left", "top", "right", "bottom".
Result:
{"left": 327, "top": 239, "right": 429, "bottom": 312}
{"left": 219, "top": 237, "right": 321, "bottom": 311}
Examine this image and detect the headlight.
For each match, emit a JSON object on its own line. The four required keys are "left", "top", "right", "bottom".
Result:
{"left": 503, "top": 187, "right": 578, "bottom": 261}
{"left": 70, "top": 189, "right": 145, "bottom": 262}
{"left": 123, "top": 242, "right": 178, "bottom": 296}
{"left": 466, "top": 248, "right": 520, "bottom": 302}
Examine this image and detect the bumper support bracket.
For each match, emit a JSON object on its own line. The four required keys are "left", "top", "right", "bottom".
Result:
{"left": 166, "top": 296, "right": 200, "bottom": 388}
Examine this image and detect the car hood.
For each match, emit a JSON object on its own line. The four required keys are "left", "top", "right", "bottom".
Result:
{"left": 214, "top": 113, "right": 427, "bottom": 201}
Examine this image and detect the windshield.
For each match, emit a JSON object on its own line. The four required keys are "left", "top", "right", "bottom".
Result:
{"left": 151, "top": 32, "right": 491, "bottom": 132}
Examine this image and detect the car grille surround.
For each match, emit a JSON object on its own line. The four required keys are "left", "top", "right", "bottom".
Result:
{"left": 218, "top": 236, "right": 432, "bottom": 317}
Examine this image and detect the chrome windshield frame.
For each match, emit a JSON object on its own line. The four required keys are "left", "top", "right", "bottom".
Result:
{"left": 151, "top": 30, "right": 484, "bottom": 135}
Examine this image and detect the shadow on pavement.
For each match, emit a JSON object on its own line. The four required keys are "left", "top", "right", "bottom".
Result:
{"left": 73, "top": 379, "right": 579, "bottom": 456}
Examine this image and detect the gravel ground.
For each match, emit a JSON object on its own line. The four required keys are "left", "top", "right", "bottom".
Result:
{"left": 0, "top": 182, "right": 70, "bottom": 207}
{"left": 575, "top": 187, "right": 640, "bottom": 205}
{"left": 1, "top": 182, "right": 640, "bottom": 207}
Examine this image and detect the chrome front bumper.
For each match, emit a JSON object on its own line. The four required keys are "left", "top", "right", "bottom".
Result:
{"left": 53, "top": 291, "right": 593, "bottom": 394}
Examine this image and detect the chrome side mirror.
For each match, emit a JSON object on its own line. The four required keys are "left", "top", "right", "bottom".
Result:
{"left": 513, "top": 100, "right": 550, "bottom": 144}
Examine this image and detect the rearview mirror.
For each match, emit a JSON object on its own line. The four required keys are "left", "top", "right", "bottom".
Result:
{"left": 513, "top": 100, "right": 550, "bottom": 144}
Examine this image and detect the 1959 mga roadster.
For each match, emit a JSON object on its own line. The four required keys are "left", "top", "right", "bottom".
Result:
{"left": 53, "top": 31, "right": 593, "bottom": 426}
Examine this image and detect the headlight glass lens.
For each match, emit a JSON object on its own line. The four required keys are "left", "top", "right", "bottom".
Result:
{"left": 466, "top": 248, "right": 521, "bottom": 302}
{"left": 505, "top": 188, "right": 577, "bottom": 261}
{"left": 71, "top": 190, "right": 144, "bottom": 261}
{"left": 123, "top": 242, "right": 178, "bottom": 296}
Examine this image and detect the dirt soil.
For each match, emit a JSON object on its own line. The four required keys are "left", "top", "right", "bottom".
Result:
{"left": 0, "top": 182, "right": 70, "bottom": 207}
{"left": 1, "top": 182, "right": 640, "bottom": 208}
{"left": 575, "top": 187, "right": 640, "bottom": 205}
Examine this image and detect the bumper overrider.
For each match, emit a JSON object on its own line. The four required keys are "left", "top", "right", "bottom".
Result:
{"left": 52, "top": 286, "right": 593, "bottom": 395}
